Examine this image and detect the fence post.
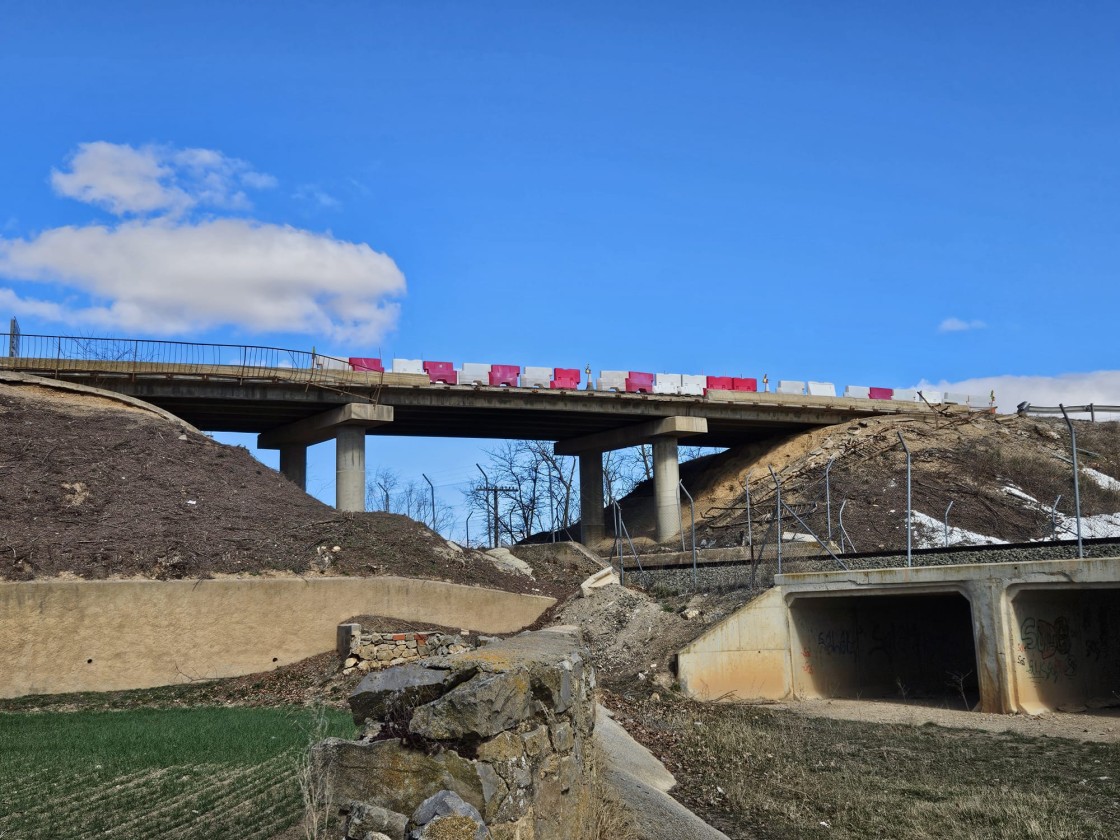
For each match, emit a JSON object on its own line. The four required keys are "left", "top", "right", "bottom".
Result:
{"left": 768, "top": 466, "right": 782, "bottom": 575}
{"left": 1059, "top": 405, "right": 1084, "bottom": 559}
{"left": 897, "top": 431, "right": 912, "bottom": 567}
{"left": 943, "top": 500, "right": 954, "bottom": 548}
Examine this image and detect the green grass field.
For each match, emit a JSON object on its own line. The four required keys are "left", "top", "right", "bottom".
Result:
{"left": 0, "top": 706, "right": 354, "bottom": 840}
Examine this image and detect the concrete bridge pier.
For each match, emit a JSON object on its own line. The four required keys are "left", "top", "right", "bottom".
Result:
{"left": 578, "top": 452, "right": 605, "bottom": 546}
{"left": 257, "top": 403, "right": 394, "bottom": 512}
{"left": 557, "top": 415, "right": 707, "bottom": 549}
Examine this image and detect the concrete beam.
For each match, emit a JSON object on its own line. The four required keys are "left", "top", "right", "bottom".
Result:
{"left": 555, "top": 416, "right": 708, "bottom": 456}
{"left": 256, "top": 403, "right": 393, "bottom": 449}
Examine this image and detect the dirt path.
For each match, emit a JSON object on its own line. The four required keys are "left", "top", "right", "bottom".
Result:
{"left": 772, "top": 696, "right": 1120, "bottom": 743}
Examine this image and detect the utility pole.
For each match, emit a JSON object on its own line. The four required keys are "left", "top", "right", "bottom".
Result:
{"left": 476, "top": 464, "right": 514, "bottom": 548}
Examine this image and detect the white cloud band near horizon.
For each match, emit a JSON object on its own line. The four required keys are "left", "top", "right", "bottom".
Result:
{"left": 0, "top": 142, "right": 405, "bottom": 343}
{"left": 917, "top": 371, "right": 1120, "bottom": 414}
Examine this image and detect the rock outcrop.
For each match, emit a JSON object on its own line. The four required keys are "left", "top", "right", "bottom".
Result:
{"left": 313, "top": 626, "right": 599, "bottom": 840}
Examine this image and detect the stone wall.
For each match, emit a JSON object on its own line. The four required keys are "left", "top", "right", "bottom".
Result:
{"left": 336, "top": 623, "right": 475, "bottom": 676}
{"left": 313, "top": 626, "right": 597, "bottom": 840}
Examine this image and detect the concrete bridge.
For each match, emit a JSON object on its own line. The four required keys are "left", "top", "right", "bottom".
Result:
{"left": 1, "top": 346, "right": 938, "bottom": 545}
{"left": 677, "top": 557, "right": 1120, "bottom": 714}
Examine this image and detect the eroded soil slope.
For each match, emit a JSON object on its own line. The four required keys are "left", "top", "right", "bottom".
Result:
{"left": 0, "top": 377, "right": 576, "bottom": 595}
{"left": 618, "top": 410, "right": 1120, "bottom": 551}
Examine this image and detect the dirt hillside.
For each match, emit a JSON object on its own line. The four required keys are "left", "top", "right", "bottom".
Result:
{"left": 616, "top": 410, "right": 1120, "bottom": 551}
{"left": 0, "top": 375, "right": 593, "bottom": 597}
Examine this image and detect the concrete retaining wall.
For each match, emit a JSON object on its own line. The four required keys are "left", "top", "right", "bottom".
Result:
{"left": 0, "top": 576, "right": 555, "bottom": 698}
{"left": 677, "top": 588, "right": 791, "bottom": 701}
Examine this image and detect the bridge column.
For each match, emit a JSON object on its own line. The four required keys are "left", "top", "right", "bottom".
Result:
{"left": 279, "top": 445, "right": 307, "bottom": 491}
{"left": 335, "top": 426, "right": 366, "bottom": 512}
{"left": 257, "top": 403, "right": 393, "bottom": 512}
{"left": 578, "top": 452, "right": 605, "bottom": 547}
{"left": 556, "top": 416, "right": 707, "bottom": 549}
{"left": 653, "top": 438, "right": 681, "bottom": 543}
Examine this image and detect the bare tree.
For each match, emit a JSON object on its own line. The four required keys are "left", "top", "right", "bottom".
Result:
{"left": 365, "top": 468, "right": 455, "bottom": 535}
{"left": 465, "top": 440, "right": 580, "bottom": 545}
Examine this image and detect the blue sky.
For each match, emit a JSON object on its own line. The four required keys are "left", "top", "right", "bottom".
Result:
{"left": 2, "top": 2, "right": 1118, "bottom": 528}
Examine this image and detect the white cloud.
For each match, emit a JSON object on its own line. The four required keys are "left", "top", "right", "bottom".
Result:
{"left": 0, "top": 218, "right": 404, "bottom": 342}
{"left": 916, "top": 371, "right": 1120, "bottom": 414}
{"left": 1, "top": 142, "right": 405, "bottom": 343}
{"left": 50, "top": 141, "right": 275, "bottom": 216}
{"left": 938, "top": 317, "right": 987, "bottom": 333}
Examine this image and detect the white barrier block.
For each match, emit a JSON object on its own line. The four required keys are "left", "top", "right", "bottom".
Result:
{"left": 777, "top": 380, "right": 805, "bottom": 395}
{"left": 597, "top": 370, "right": 627, "bottom": 391}
{"left": 653, "top": 373, "right": 682, "bottom": 394}
{"left": 807, "top": 381, "right": 836, "bottom": 397}
{"left": 461, "top": 363, "right": 491, "bottom": 385}
{"left": 844, "top": 385, "right": 871, "bottom": 399}
{"left": 943, "top": 392, "right": 968, "bottom": 405}
{"left": 967, "top": 394, "right": 990, "bottom": 408}
{"left": 521, "top": 366, "right": 551, "bottom": 388}
{"left": 314, "top": 355, "right": 350, "bottom": 370}
{"left": 680, "top": 374, "right": 705, "bottom": 396}
{"left": 921, "top": 390, "right": 943, "bottom": 404}
{"left": 893, "top": 388, "right": 919, "bottom": 401}
{"left": 391, "top": 358, "right": 424, "bottom": 374}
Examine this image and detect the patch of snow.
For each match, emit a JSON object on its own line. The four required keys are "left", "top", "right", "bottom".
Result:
{"left": 911, "top": 510, "right": 1008, "bottom": 548}
{"left": 1082, "top": 467, "right": 1120, "bottom": 492}
{"left": 1001, "top": 485, "right": 1040, "bottom": 504}
{"left": 1052, "top": 510, "right": 1120, "bottom": 540}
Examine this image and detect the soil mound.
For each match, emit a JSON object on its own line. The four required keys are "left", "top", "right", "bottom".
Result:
{"left": 0, "top": 376, "right": 565, "bottom": 596}
{"left": 616, "top": 411, "right": 1120, "bottom": 552}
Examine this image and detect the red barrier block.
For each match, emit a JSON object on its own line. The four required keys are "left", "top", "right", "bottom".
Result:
{"left": 489, "top": 364, "right": 521, "bottom": 387}
{"left": 550, "top": 368, "right": 582, "bottom": 389}
{"left": 348, "top": 357, "right": 384, "bottom": 373}
{"left": 733, "top": 378, "right": 758, "bottom": 392}
{"left": 626, "top": 371, "right": 654, "bottom": 393}
{"left": 423, "top": 361, "right": 458, "bottom": 385}
{"left": 706, "top": 376, "right": 734, "bottom": 392}
{"left": 869, "top": 387, "right": 893, "bottom": 400}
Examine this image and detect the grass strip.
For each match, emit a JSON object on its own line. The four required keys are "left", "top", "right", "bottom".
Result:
{"left": 0, "top": 706, "right": 352, "bottom": 840}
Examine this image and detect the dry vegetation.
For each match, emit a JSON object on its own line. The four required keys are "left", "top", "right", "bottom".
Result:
{"left": 608, "top": 694, "right": 1120, "bottom": 840}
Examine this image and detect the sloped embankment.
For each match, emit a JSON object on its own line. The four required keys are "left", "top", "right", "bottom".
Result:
{"left": 0, "top": 374, "right": 575, "bottom": 596}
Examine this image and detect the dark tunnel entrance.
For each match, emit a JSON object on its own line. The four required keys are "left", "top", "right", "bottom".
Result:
{"left": 789, "top": 591, "right": 980, "bottom": 707}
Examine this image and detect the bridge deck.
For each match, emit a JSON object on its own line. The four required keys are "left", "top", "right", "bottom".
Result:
{"left": 1, "top": 357, "right": 948, "bottom": 444}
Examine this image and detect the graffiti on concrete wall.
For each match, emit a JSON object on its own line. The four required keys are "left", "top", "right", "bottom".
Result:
{"left": 1017, "top": 616, "right": 1076, "bottom": 683}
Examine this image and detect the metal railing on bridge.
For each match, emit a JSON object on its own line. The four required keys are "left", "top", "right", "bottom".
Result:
{"left": 0, "top": 331, "right": 378, "bottom": 395}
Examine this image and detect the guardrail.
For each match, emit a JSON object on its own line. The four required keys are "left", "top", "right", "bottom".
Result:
{"left": 1017, "top": 402, "right": 1120, "bottom": 421}
{"left": 0, "top": 332, "right": 371, "bottom": 394}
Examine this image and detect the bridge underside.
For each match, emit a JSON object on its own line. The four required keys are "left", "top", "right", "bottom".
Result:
{"left": 5, "top": 363, "right": 937, "bottom": 545}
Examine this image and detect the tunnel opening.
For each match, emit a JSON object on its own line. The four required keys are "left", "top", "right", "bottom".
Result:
{"left": 1010, "top": 586, "right": 1120, "bottom": 714}
{"left": 789, "top": 591, "right": 980, "bottom": 708}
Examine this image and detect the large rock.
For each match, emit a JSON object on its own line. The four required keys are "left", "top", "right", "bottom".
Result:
{"left": 349, "top": 662, "right": 471, "bottom": 725}
{"left": 408, "top": 790, "right": 487, "bottom": 840}
{"left": 409, "top": 670, "right": 534, "bottom": 741}
{"left": 312, "top": 737, "right": 485, "bottom": 817}
{"left": 341, "top": 801, "right": 409, "bottom": 840}
{"left": 486, "top": 547, "right": 534, "bottom": 578}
